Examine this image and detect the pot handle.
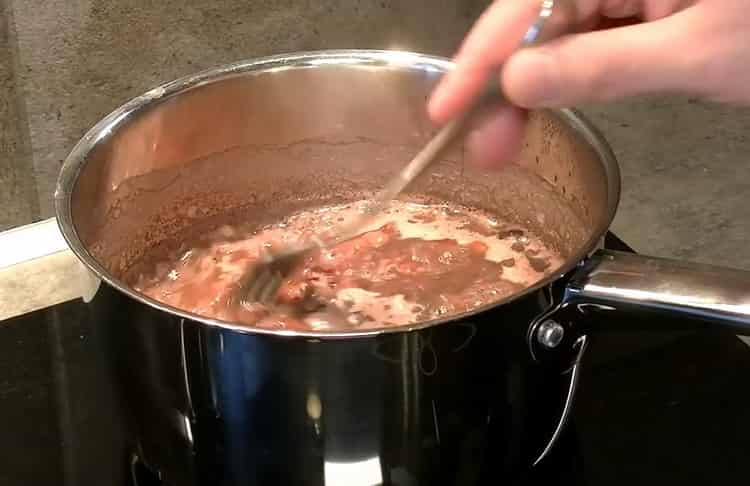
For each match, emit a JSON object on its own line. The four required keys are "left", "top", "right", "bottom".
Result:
{"left": 528, "top": 248, "right": 750, "bottom": 464}
{"left": 560, "top": 249, "right": 750, "bottom": 333}
{"left": 530, "top": 248, "right": 750, "bottom": 364}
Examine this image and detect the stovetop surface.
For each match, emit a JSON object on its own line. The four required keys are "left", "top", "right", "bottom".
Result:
{"left": 3, "top": 233, "right": 750, "bottom": 485}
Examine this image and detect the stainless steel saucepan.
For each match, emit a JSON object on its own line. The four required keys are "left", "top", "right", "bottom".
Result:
{"left": 55, "top": 50, "right": 750, "bottom": 486}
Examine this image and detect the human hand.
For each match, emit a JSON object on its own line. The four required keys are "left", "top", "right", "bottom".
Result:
{"left": 428, "top": 0, "right": 750, "bottom": 168}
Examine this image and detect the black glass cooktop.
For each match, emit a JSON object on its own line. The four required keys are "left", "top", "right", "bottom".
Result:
{"left": 3, "top": 233, "right": 750, "bottom": 486}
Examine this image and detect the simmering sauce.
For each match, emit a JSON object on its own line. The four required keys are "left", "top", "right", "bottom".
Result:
{"left": 134, "top": 200, "right": 564, "bottom": 331}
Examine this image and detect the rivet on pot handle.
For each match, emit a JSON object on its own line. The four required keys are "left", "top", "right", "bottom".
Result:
{"left": 536, "top": 320, "right": 566, "bottom": 349}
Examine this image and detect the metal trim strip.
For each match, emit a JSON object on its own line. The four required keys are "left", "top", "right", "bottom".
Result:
{"left": 0, "top": 218, "right": 69, "bottom": 270}
{"left": 0, "top": 218, "right": 83, "bottom": 320}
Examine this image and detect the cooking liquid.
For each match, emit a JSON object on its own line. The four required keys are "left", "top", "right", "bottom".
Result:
{"left": 134, "top": 200, "right": 564, "bottom": 331}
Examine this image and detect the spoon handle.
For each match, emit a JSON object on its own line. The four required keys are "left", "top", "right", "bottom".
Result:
{"left": 373, "top": 0, "right": 565, "bottom": 203}
{"left": 297, "top": 0, "right": 569, "bottom": 252}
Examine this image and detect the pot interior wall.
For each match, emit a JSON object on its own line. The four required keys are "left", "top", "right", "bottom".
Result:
{"left": 67, "top": 55, "right": 613, "bottom": 284}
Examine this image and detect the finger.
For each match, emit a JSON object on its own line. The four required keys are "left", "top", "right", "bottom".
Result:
{"left": 640, "top": 0, "right": 697, "bottom": 21}
{"left": 588, "top": 0, "right": 692, "bottom": 21}
{"left": 428, "top": 0, "right": 695, "bottom": 122}
{"left": 428, "top": 0, "right": 542, "bottom": 124}
{"left": 501, "top": 7, "right": 703, "bottom": 108}
{"left": 464, "top": 104, "right": 528, "bottom": 169}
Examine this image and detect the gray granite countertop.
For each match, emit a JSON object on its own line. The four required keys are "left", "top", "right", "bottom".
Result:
{"left": 582, "top": 98, "right": 750, "bottom": 270}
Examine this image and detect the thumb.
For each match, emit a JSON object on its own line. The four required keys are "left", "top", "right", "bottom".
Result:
{"left": 501, "top": 8, "right": 704, "bottom": 108}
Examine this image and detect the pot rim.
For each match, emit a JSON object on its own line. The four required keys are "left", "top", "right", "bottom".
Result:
{"left": 54, "top": 49, "right": 621, "bottom": 339}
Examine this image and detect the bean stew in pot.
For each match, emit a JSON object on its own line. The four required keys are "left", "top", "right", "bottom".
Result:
{"left": 133, "top": 199, "right": 563, "bottom": 331}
